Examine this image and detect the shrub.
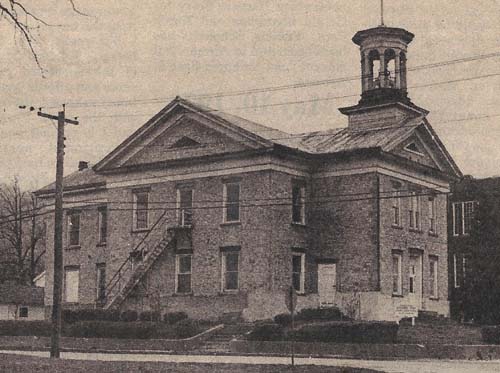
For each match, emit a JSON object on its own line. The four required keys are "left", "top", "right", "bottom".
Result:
{"left": 173, "top": 319, "right": 201, "bottom": 339}
{"left": 139, "top": 311, "right": 161, "bottom": 322}
{"left": 247, "top": 323, "right": 285, "bottom": 341}
{"left": 297, "top": 307, "right": 345, "bottom": 321}
{"left": 482, "top": 326, "right": 500, "bottom": 344}
{"left": 273, "top": 313, "right": 293, "bottom": 327}
{"left": 0, "top": 320, "right": 52, "bottom": 336}
{"left": 65, "top": 321, "right": 182, "bottom": 339}
{"left": 289, "top": 321, "right": 399, "bottom": 344}
{"left": 120, "top": 310, "right": 138, "bottom": 322}
{"left": 163, "top": 311, "right": 188, "bottom": 325}
{"left": 62, "top": 309, "right": 120, "bottom": 324}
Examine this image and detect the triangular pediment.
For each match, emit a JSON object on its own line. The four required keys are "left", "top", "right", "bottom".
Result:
{"left": 94, "top": 98, "right": 275, "bottom": 171}
{"left": 384, "top": 120, "right": 462, "bottom": 178}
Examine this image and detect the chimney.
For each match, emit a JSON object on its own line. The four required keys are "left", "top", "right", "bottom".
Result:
{"left": 78, "top": 161, "right": 89, "bottom": 171}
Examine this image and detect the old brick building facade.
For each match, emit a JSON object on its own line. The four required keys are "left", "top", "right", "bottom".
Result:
{"left": 37, "top": 25, "right": 461, "bottom": 321}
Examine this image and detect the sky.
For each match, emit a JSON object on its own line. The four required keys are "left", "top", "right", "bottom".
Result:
{"left": 1, "top": 0, "right": 499, "bottom": 190}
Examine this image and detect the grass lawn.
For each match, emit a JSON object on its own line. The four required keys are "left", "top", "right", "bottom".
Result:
{"left": 0, "top": 354, "right": 381, "bottom": 373}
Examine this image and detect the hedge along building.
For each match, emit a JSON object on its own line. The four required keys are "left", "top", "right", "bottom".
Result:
{"left": 36, "top": 23, "right": 461, "bottom": 322}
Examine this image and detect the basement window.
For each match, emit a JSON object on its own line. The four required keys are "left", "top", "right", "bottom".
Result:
{"left": 18, "top": 307, "right": 28, "bottom": 318}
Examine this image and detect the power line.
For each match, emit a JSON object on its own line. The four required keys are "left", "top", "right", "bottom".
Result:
{"left": 46, "top": 51, "right": 500, "bottom": 109}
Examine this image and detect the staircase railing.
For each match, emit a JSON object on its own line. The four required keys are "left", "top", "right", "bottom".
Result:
{"left": 98, "top": 209, "right": 171, "bottom": 307}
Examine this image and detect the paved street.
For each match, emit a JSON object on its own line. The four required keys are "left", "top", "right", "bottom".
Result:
{"left": 1, "top": 350, "right": 500, "bottom": 373}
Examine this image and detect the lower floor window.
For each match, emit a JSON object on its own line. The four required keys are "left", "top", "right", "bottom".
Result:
{"left": 292, "top": 252, "right": 305, "bottom": 293}
{"left": 176, "top": 254, "right": 192, "bottom": 293}
{"left": 392, "top": 252, "right": 402, "bottom": 295}
{"left": 18, "top": 307, "right": 28, "bottom": 318}
{"left": 429, "top": 256, "right": 439, "bottom": 298}
{"left": 221, "top": 250, "right": 239, "bottom": 291}
{"left": 64, "top": 267, "right": 80, "bottom": 303}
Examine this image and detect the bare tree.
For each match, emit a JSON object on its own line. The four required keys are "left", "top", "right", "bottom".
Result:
{"left": 0, "top": 0, "right": 90, "bottom": 74}
{"left": 0, "top": 178, "right": 46, "bottom": 284}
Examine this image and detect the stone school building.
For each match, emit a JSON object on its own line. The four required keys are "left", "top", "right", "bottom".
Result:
{"left": 36, "top": 24, "right": 461, "bottom": 321}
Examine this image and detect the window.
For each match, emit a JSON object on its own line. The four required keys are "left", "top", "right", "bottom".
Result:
{"left": 96, "top": 263, "right": 106, "bottom": 303}
{"left": 463, "top": 255, "right": 468, "bottom": 285}
{"left": 392, "top": 252, "right": 402, "bottom": 295}
{"left": 292, "top": 184, "right": 306, "bottom": 224}
{"left": 68, "top": 211, "right": 80, "bottom": 247}
{"left": 133, "top": 190, "right": 149, "bottom": 230}
{"left": 64, "top": 267, "right": 80, "bottom": 303}
{"left": 392, "top": 191, "right": 401, "bottom": 226}
{"left": 175, "top": 254, "right": 192, "bottom": 293}
{"left": 409, "top": 261, "right": 416, "bottom": 294}
{"left": 429, "top": 256, "right": 438, "bottom": 299}
{"left": 221, "top": 250, "right": 239, "bottom": 291}
{"left": 98, "top": 206, "right": 107, "bottom": 244}
{"left": 428, "top": 197, "right": 437, "bottom": 234}
{"left": 453, "top": 201, "right": 475, "bottom": 236}
{"left": 292, "top": 252, "right": 305, "bottom": 293}
{"left": 223, "top": 182, "right": 240, "bottom": 223}
{"left": 18, "top": 307, "right": 28, "bottom": 318}
{"left": 177, "top": 189, "right": 193, "bottom": 226}
{"left": 409, "top": 192, "right": 421, "bottom": 230}
{"left": 453, "top": 254, "right": 459, "bottom": 288}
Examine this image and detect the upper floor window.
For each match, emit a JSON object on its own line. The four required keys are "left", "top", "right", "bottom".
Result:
{"left": 98, "top": 206, "right": 107, "bottom": 244}
{"left": 428, "top": 197, "right": 437, "bottom": 234}
{"left": 392, "top": 191, "right": 401, "bottom": 227}
{"left": 133, "top": 190, "right": 149, "bottom": 230}
{"left": 409, "top": 192, "right": 421, "bottom": 230}
{"left": 453, "top": 201, "right": 475, "bottom": 236}
{"left": 292, "top": 252, "right": 306, "bottom": 293}
{"left": 392, "top": 252, "right": 402, "bottom": 296}
{"left": 223, "top": 182, "right": 240, "bottom": 223}
{"left": 177, "top": 188, "right": 193, "bottom": 227}
{"left": 292, "top": 183, "right": 306, "bottom": 224}
{"left": 67, "top": 211, "right": 81, "bottom": 247}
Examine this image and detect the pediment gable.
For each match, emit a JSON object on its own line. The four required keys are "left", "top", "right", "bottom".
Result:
{"left": 384, "top": 120, "right": 462, "bottom": 178}
{"left": 94, "top": 98, "right": 275, "bottom": 171}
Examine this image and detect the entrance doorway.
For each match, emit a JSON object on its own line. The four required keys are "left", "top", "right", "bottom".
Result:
{"left": 318, "top": 263, "right": 336, "bottom": 308}
{"left": 408, "top": 253, "right": 423, "bottom": 309}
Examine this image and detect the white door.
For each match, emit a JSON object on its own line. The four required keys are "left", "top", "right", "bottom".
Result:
{"left": 318, "top": 264, "right": 336, "bottom": 308}
{"left": 408, "top": 254, "right": 423, "bottom": 309}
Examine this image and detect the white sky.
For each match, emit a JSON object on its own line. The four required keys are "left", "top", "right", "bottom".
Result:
{"left": 1, "top": 0, "right": 499, "bottom": 190}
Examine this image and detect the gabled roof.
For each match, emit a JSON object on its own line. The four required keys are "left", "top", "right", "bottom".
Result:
{"left": 0, "top": 283, "right": 44, "bottom": 305}
{"left": 36, "top": 97, "right": 461, "bottom": 195}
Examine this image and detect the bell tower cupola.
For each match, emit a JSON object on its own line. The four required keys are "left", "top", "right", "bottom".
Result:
{"left": 339, "top": 10, "right": 428, "bottom": 130}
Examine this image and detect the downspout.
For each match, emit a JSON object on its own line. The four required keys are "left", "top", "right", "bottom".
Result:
{"left": 376, "top": 173, "right": 381, "bottom": 291}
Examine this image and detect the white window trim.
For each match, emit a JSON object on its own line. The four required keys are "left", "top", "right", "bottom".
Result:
{"left": 452, "top": 201, "right": 476, "bottom": 236}
{"left": 221, "top": 251, "right": 239, "bottom": 292}
{"left": 176, "top": 188, "right": 194, "bottom": 227}
{"left": 132, "top": 191, "right": 150, "bottom": 231}
{"left": 292, "top": 252, "right": 306, "bottom": 294}
{"left": 430, "top": 257, "right": 439, "bottom": 299}
{"left": 223, "top": 182, "right": 240, "bottom": 223}
{"left": 175, "top": 254, "right": 192, "bottom": 294}
{"left": 392, "top": 252, "right": 402, "bottom": 296}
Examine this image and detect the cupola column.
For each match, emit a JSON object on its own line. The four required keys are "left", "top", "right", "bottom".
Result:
{"left": 378, "top": 49, "right": 386, "bottom": 88}
{"left": 394, "top": 52, "right": 401, "bottom": 89}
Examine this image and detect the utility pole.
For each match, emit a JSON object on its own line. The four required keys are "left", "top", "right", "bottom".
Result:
{"left": 37, "top": 106, "right": 78, "bottom": 358}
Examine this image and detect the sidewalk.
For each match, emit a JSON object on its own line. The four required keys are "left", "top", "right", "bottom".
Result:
{"left": 1, "top": 349, "right": 500, "bottom": 373}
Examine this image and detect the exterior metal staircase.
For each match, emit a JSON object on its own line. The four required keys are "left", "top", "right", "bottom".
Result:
{"left": 100, "top": 209, "right": 192, "bottom": 310}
